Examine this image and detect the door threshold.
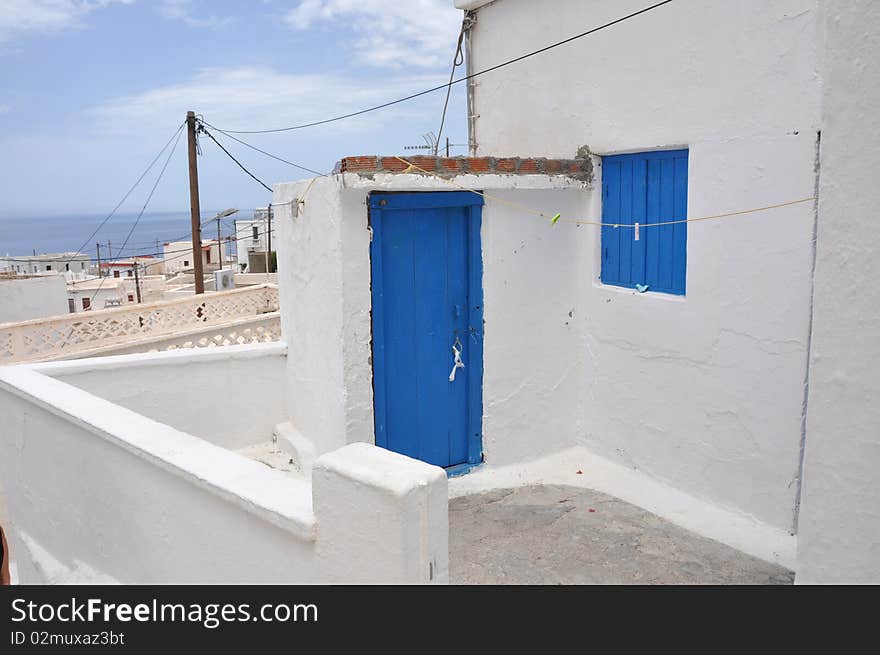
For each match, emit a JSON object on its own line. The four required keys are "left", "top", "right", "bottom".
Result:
{"left": 445, "top": 461, "right": 483, "bottom": 478}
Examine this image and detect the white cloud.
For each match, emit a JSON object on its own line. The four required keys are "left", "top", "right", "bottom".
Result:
{"left": 0, "top": 0, "right": 133, "bottom": 42}
{"left": 88, "top": 65, "right": 450, "bottom": 135}
{"left": 159, "top": 0, "right": 232, "bottom": 29}
{"left": 284, "top": 0, "right": 463, "bottom": 69}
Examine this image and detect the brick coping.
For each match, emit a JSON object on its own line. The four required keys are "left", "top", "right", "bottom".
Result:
{"left": 335, "top": 155, "right": 593, "bottom": 182}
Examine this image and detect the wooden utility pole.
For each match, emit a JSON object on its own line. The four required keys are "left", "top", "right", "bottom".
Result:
{"left": 216, "top": 215, "right": 223, "bottom": 271}
{"left": 266, "top": 204, "right": 273, "bottom": 273}
{"left": 186, "top": 110, "right": 205, "bottom": 294}
{"left": 133, "top": 263, "right": 142, "bottom": 303}
{"left": 96, "top": 243, "right": 102, "bottom": 277}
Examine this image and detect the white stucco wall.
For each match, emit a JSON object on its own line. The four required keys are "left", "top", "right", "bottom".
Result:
{"left": 44, "top": 345, "right": 288, "bottom": 451}
{"left": 0, "top": 348, "right": 448, "bottom": 584}
{"left": 0, "top": 275, "right": 69, "bottom": 323}
{"left": 274, "top": 181, "right": 350, "bottom": 456}
{"left": 796, "top": 0, "right": 880, "bottom": 584}
{"left": 274, "top": 173, "right": 589, "bottom": 465}
{"left": 462, "top": 0, "right": 822, "bottom": 532}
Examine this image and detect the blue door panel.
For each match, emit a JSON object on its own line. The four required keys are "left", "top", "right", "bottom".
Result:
{"left": 370, "top": 192, "right": 483, "bottom": 469}
{"left": 379, "top": 208, "right": 420, "bottom": 459}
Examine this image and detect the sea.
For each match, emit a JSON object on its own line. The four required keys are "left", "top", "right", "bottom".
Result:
{"left": 0, "top": 210, "right": 236, "bottom": 261}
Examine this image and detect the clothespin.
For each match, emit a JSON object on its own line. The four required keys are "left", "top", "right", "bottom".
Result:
{"left": 550, "top": 213, "right": 561, "bottom": 226}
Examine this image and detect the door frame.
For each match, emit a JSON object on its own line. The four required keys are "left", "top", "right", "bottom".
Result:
{"left": 368, "top": 191, "right": 484, "bottom": 473}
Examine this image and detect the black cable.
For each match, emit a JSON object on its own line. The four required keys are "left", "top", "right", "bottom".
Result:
{"left": 210, "top": 1, "right": 674, "bottom": 135}
{"left": 200, "top": 124, "right": 326, "bottom": 177}
{"left": 88, "top": 126, "right": 184, "bottom": 304}
{"left": 435, "top": 18, "right": 467, "bottom": 156}
{"left": 60, "top": 123, "right": 185, "bottom": 270}
{"left": 199, "top": 126, "right": 273, "bottom": 192}
{"left": 64, "top": 227, "right": 277, "bottom": 269}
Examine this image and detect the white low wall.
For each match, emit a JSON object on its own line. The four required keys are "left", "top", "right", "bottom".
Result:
{"left": 42, "top": 344, "right": 288, "bottom": 451}
{"left": 0, "top": 351, "right": 448, "bottom": 584}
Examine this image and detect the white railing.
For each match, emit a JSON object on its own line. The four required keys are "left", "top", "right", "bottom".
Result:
{"left": 0, "top": 284, "right": 279, "bottom": 364}
{"left": 72, "top": 313, "right": 282, "bottom": 359}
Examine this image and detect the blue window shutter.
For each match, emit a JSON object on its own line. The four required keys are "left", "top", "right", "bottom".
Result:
{"left": 601, "top": 149, "right": 688, "bottom": 295}
{"left": 600, "top": 160, "right": 622, "bottom": 286}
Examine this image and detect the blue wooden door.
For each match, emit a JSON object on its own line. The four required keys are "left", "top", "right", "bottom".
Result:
{"left": 370, "top": 191, "right": 483, "bottom": 471}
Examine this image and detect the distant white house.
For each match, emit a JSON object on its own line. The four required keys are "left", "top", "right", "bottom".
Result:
{"left": 0, "top": 252, "right": 91, "bottom": 280}
{"left": 67, "top": 277, "right": 127, "bottom": 312}
{"left": 163, "top": 240, "right": 222, "bottom": 275}
{"left": 233, "top": 208, "right": 271, "bottom": 272}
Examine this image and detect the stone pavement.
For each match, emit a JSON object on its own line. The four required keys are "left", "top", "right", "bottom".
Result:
{"left": 449, "top": 485, "right": 794, "bottom": 584}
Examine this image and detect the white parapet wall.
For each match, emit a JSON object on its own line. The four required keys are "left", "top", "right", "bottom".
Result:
{"left": 0, "top": 275, "right": 69, "bottom": 324}
{"left": 39, "top": 344, "right": 289, "bottom": 451}
{"left": 0, "top": 345, "right": 448, "bottom": 584}
{"left": 313, "top": 443, "right": 448, "bottom": 584}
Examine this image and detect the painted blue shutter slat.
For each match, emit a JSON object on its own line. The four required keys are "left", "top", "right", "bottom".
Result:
{"left": 601, "top": 160, "right": 622, "bottom": 285}
{"left": 672, "top": 155, "right": 688, "bottom": 294}
{"left": 619, "top": 158, "right": 634, "bottom": 285}
{"left": 645, "top": 158, "right": 662, "bottom": 288}
{"left": 631, "top": 158, "right": 647, "bottom": 285}
{"left": 658, "top": 158, "right": 675, "bottom": 292}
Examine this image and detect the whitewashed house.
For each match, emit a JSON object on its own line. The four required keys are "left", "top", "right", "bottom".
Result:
{"left": 0, "top": 275, "right": 70, "bottom": 323}
{"left": 0, "top": 252, "right": 91, "bottom": 280}
{"left": 163, "top": 239, "right": 222, "bottom": 275}
{"left": 66, "top": 277, "right": 127, "bottom": 312}
{"left": 0, "top": 0, "right": 876, "bottom": 584}
{"left": 268, "top": 0, "right": 878, "bottom": 581}
{"left": 233, "top": 208, "right": 272, "bottom": 273}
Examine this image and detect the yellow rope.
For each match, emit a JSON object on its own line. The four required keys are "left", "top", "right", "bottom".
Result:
{"left": 391, "top": 156, "right": 816, "bottom": 228}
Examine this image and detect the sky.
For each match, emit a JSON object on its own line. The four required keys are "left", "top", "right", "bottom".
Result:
{"left": 0, "top": 0, "right": 468, "bottom": 216}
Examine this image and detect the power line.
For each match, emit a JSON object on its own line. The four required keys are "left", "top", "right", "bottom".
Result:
{"left": 199, "top": 124, "right": 327, "bottom": 177}
{"left": 1, "top": 215, "right": 231, "bottom": 265}
{"left": 61, "top": 123, "right": 185, "bottom": 269}
{"left": 88, "top": 126, "right": 184, "bottom": 304}
{"left": 208, "top": 1, "right": 674, "bottom": 135}
{"left": 199, "top": 125, "right": 273, "bottom": 192}
{"left": 434, "top": 17, "right": 467, "bottom": 156}
{"left": 4, "top": 216, "right": 268, "bottom": 268}
{"left": 115, "top": 129, "right": 185, "bottom": 261}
